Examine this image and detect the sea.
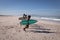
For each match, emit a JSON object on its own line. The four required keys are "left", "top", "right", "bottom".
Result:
{"left": 31, "top": 15, "right": 60, "bottom": 23}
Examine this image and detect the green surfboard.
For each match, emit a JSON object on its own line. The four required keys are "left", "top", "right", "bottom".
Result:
{"left": 20, "top": 19, "right": 37, "bottom": 25}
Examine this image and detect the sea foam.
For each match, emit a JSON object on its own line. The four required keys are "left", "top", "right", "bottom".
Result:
{"left": 31, "top": 16, "right": 60, "bottom": 21}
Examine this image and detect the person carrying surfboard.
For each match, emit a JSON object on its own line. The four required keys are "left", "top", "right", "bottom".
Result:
{"left": 20, "top": 14, "right": 37, "bottom": 31}
{"left": 23, "top": 15, "right": 31, "bottom": 31}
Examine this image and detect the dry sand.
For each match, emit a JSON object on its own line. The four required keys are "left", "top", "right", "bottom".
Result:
{"left": 0, "top": 16, "right": 60, "bottom": 40}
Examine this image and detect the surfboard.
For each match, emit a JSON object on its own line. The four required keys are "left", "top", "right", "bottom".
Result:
{"left": 19, "top": 17, "right": 24, "bottom": 20}
{"left": 20, "top": 19, "right": 37, "bottom": 25}
{"left": 19, "top": 17, "right": 27, "bottom": 20}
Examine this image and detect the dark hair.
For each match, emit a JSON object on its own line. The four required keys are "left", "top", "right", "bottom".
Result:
{"left": 23, "top": 14, "right": 25, "bottom": 16}
{"left": 28, "top": 15, "right": 31, "bottom": 20}
{"left": 28, "top": 15, "right": 31, "bottom": 18}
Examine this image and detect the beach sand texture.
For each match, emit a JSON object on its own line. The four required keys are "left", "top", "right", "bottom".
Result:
{"left": 0, "top": 16, "right": 60, "bottom": 40}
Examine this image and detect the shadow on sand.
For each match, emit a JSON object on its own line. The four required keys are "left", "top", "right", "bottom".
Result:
{"left": 28, "top": 30, "right": 55, "bottom": 33}
{"left": 30, "top": 24, "right": 50, "bottom": 30}
{"left": 27, "top": 24, "right": 55, "bottom": 33}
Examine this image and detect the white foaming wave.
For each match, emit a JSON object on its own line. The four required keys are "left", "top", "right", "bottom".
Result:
{"left": 31, "top": 17, "right": 60, "bottom": 21}
{"left": 40, "top": 17, "right": 60, "bottom": 21}
{"left": 31, "top": 16, "right": 41, "bottom": 20}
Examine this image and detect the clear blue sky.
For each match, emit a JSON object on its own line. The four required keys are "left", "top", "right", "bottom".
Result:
{"left": 0, "top": 0, "right": 60, "bottom": 16}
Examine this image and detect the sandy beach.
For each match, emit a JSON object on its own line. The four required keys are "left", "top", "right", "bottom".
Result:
{"left": 0, "top": 16, "right": 60, "bottom": 40}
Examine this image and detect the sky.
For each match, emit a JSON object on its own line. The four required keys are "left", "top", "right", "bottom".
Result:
{"left": 0, "top": 0, "right": 60, "bottom": 16}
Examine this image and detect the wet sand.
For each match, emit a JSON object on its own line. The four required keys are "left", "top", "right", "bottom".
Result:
{"left": 0, "top": 16, "right": 60, "bottom": 40}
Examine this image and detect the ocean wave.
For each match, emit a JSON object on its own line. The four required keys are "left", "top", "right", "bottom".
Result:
{"left": 31, "top": 17, "right": 60, "bottom": 21}
{"left": 40, "top": 17, "right": 60, "bottom": 21}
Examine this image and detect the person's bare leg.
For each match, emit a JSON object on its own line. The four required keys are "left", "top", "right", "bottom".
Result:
{"left": 23, "top": 25, "right": 29, "bottom": 31}
{"left": 23, "top": 28, "right": 26, "bottom": 31}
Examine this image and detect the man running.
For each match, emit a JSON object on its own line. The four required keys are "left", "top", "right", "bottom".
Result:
{"left": 23, "top": 15, "right": 31, "bottom": 31}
